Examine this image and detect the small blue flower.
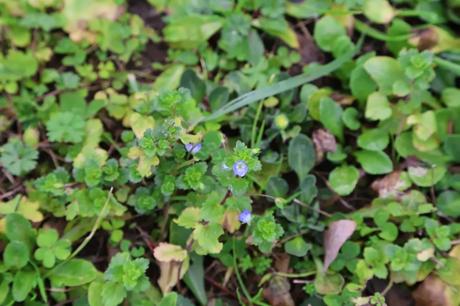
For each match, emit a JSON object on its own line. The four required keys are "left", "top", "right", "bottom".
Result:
{"left": 222, "top": 163, "right": 230, "bottom": 170}
{"left": 239, "top": 209, "right": 252, "bottom": 224}
{"left": 191, "top": 143, "right": 202, "bottom": 154}
{"left": 185, "top": 143, "right": 201, "bottom": 154}
{"left": 233, "top": 160, "right": 248, "bottom": 177}
{"left": 185, "top": 143, "right": 193, "bottom": 152}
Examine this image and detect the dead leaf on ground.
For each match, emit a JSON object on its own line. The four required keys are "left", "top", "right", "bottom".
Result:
{"left": 413, "top": 275, "right": 459, "bottom": 306}
{"left": 312, "top": 129, "right": 337, "bottom": 163}
{"left": 153, "top": 242, "right": 189, "bottom": 293}
{"left": 323, "top": 219, "right": 356, "bottom": 271}
{"left": 371, "top": 171, "right": 406, "bottom": 198}
{"left": 263, "top": 275, "right": 295, "bottom": 306}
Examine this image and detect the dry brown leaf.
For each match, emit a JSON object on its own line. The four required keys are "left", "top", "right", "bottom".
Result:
{"left": 371, "top": 171, "right": 406, "bottom": 198}
{"left": 412, "top": 275, "right": 457, "bottom": 306}
{"left": 312, "top": 129, "right": 337, "bottom": 162}
{"left": 323, "top": 220, "right": 356, "bottom": 271}
{"left": 263, "top": 276, "right": 295, "bottom": 306}
{"left": 153, "top": 243, "right": 189, "bottom": 293}
{"left": 222, "top": 210, "right": 240, "bottom": 234}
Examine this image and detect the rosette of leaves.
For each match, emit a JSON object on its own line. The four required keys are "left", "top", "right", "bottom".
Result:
{"left": 89, "top": 252, "right": 150, "bottom": 306}
{"left": 251, "top": 212, "right": 284, "bottom": 253}
{"left": 0, "top": 138, "right": 38, "bottom": 176}
{"left": 34, "top": 228, "right": 71, "bottom": 268}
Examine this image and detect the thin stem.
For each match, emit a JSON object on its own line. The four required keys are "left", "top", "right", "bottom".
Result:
{"left": 45, "top": 187, "right": 113, "bottom": 278}
{"left": 233, "top": 238, "right": 253, "bottom": 305}
{"left": 273, "top": 270, "right": 316, "bottom": 278}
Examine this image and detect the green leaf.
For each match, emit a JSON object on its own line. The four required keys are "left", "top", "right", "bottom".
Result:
{"left": 266, "top": 176, "right": 289, "bottom": 198}
{"left": 46, "top": 112, "right": 86, "bottom": 143}
{"left": 442, "top": 87, "right": 460, "bottom": 108}
{"left": 164, "top": 15, "right": 223, "bottom": 49}
{"left": 204, "top": 39, "right": 362, "bottom": 122}
{"left": 4, "top": 241, "right": 30, "bottom": 269}
{"left": 355, "top": 150, "right": 393, "bottom": 175}
{"left": 365, "top": 92, "right": 392, "bottom": 121}
{"left": 299, "top": 175, "right": 318, "bottom": 204}
{"left": 0, "top": 138, "right": 38, "bottom": 176}
{"left": 192, "top": 223, "right": 224, "bottom": 254}
{"left": 314, "top": 15, "right": 346, "bottom": 52}
{"left": 284, "top": 237, "right": 311, "bottom": 257}
{"left": 363, "top": 0, "right": 395, "bottom": 24}
{"left": 328, "top": 165, "right": 360, "bottom": 196}
{"left": 319, "top": 97, "right": 344, "bottom": 141}
{"left": 183, "top": 254, "right": 207, "bottom": 305}
{"left": 159, "top": 292, "right": 178, "bottom": 306}
{"left": 342, "top": 107, "right": 361, "bottom": 130}
{"left": 364, "top": 57, "right": 405, "bottom": 94}
{"left": 12, "top": 270, "right": 36, "bottom": 302}
{"left": 314, "top": 271, "right": 344, "bottom": 295}
{"left": 408, "top": 165, "right": 446, "bottom": 187}
{"left": 88, "top": 281, "right": 104, "bottom": 306}
{"left": 357, "top": 129, "right": 390, "bottom": 151}
{"left": 254, "top": 18, "right": 299, "bottom": 48}
{"left": 0, "top": 50, "right": 38, "bottom": 81}
{"left": 180, "top": 69, "right": 206, "bottom": 102}
{"left": 50, "top": 259, "right": 99, "bottom": 286}
{"left": 437, "top": 191, "right": 460, "bottom": 217}
{"left": 102, "top": 281, "right": 127, "bottom": 306}
{"left": 350, "top": 57, "right": 378, "bottom": 103}
{"left": 153, "top": 64, "right": 186, "bottom": 91}
{"left": 175, "top": 207, "right": 201, "bottom": 229}
{"left": 5, "top": 213, "right": 35, "bottom": 247}
{"left": 444, "top": 134, "right": 460, "bottom": 161}
{"left": 288, "top": 134, "right": 316, "bottom": 181}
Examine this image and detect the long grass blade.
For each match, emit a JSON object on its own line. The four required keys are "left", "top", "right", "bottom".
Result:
{"left": 199, "top": 36, "right": 363, "bottom": 124}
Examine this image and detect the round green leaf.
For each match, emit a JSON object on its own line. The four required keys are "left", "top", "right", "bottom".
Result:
{"left": 408, "top": 165, "right": 446, "bottom": 187}
{"left": 364, "top": 57, "right": 404, "bottom": 95}
{"left": 329, "top": 165, "right": 360, "bottom": 196}
{"left": 355, "top": 150, "right": 393, "bottom": 175}
{"left": 313, "top": 15, "right": 346, "bottom": 52}
{"left": 284, "top": 237, "right": 311, "bottom": 257}
{"left": 437, "top": 191, "right": 460, "bottom": 217}
{"left": 4, "top": 241, "right": 29, "bottom": 269}
{"left": 357, "top": 129, "right": 389, "bottom": 151}
{"left": 363, "top": 0, "right": 395, "bottom": 24}
{"left": 365, "top": 92, "right": 392, "bottom": 121}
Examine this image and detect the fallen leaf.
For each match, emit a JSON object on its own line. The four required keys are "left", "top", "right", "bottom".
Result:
{"left": 154, "top": 243, "right": 188, "bottom": 262}
{"left": 412, "top": 275, "right": 459, "bottom": 306}
{"left": 323, "top": 219, "right": 356, "bottom": 271}
{"left": 312, "top": 129, "right": 337, "bottom": 162}
{"left": 153, "top": 243, "right": 189, "bottom": 293}
{"left": 371, "top": 171, "right": 406, "bottom": 198}
{"left": 263, "top": 275, "right": 295, "bottom": 306}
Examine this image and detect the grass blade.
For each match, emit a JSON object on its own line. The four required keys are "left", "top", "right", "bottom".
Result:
{"left": 199, "top": 37, "right": 363, "bottom": 124}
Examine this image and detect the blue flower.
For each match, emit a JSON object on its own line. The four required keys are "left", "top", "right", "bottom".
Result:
{"left": 233, "top": 160, "right": 248, "bottom": 177}
{"left": 239, "top": 209, "right": 252, "bottom": 224}
{"left": 185, "top": 143, "right": 201, "bottom": 154}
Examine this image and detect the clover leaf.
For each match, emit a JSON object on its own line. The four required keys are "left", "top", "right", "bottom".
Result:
{"left": 34, "top": 228, "right": 71, "bottom": 268}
